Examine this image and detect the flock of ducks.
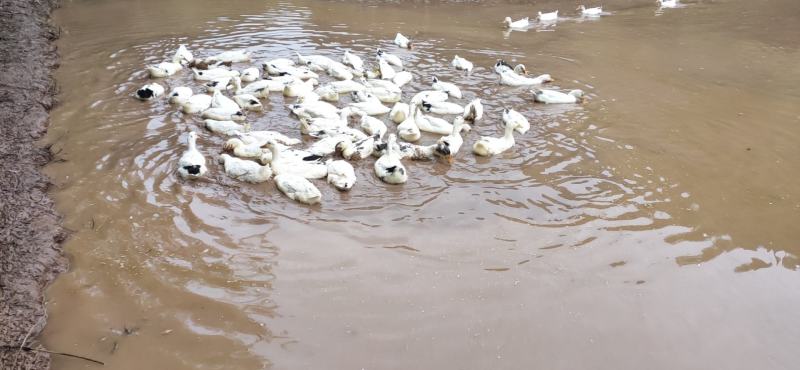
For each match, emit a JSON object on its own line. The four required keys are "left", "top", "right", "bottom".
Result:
{"left": 504, "top": 0, "right": 681, "bottom": 28}
{"left": 134, "top": 0, "right": 682, "bottom": 205}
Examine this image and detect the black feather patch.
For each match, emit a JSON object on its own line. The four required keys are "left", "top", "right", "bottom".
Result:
{"left": 249, "top": 99, "right": 259, "bottom": 105}
{"left": 183, "top": 165, "right": 201, "bottom": 175}
{"left": 303, "top": 154, "right": 324, "bottom": 161}
{"left": 435, "top": 143, "right": 450, "bottom": 156}
{"left": 375, "top": 143, "right": 388, "bottom": 151}
{"left": 136, "top": 88, "right": 154, "bottom": 99}
{"left": 422, "top": 101, "right": 432, "bottom": 111}
{"left": 385, "top": 165, "right": 397, "bottom": 173}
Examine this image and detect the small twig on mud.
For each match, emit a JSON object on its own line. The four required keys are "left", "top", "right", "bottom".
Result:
{"left": 19, "top": 316, "right": 44, "bottom": 349}
{"left": 0, "top": 345, "right": 104, "bottom": 365}
{"left": 90, "top": 217, "right": 95, "bottom": 230}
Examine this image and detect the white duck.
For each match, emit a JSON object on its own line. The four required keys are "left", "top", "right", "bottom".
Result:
{"left": 147, "top": 62, "right": 182, "bottom": 78}
{"left": 374, "top": 134, "right": 407, "bottom": 184}
{"left": 327, "top": 61, "right": 354, "bottom": 80}
{"left": 232, "top": 130, "right": 301, "bottom": 146}
{"left": 503, "top": 108, "right": 530, "bottom": 134}
{"left": 262, "top": 58, "right": 294, "bottom": 73}
{"left": 377, "top": 49, "right": 403, "bottom": 68}
{"left": 432, "top": 76, "right": 462, "bottom": 99}
{"left": 365, "top": 84, "right": 402, "bottom": 103}
{"left": 173, "top": 44, "right": 194, "bottom": 65}
{"left": 390, "top": 102, "right": 410, "bottom": 124}
{"left": 177, "top": 131, "right": 207, "bottom": 179}
{"left": 205, "top": 50, "right": 251, "bottom": 64}
{"left": 578, "top": 5, "right": 603, "bottom": 16}
{"left": 434, "top": 116, "right": 468, "bottom": 161}
{"left": 233, "top": 94, "right": 263, "bottom": 111}
{"left": 283, "top": 78, "right": 318, "bottom": 97}
{"left": 168, "top": 86, "right": 193, "bottom": 104}
{"left": 237, "top": 76, "right": 298, "bottom": 97}
{"left": 326, "top": 160, "right": 357, "bottom": 191}
{"left": 499, "top": 69, "right": 553, "bottom": 86}
{"left": 224, "top": 138, "right": 271, "bottom": 164}
{"left": 392, "top": 71, "right": 413, "bottom": 87}
{"left": 134, "top": 83, "right": 164, "bottom": 100}
{"left": 532, "top": 88, "right": 584, "bottom": 104}
{"left": 342, "top": 50, "right": 364, "bottom": 73}
{"left": 415, "top": 106, "right": 457, "bottom": 135}
{"left": 358, "top": 112, "right": 388, "bottom": 137}
{"left": 337, "top": 135, "right": 376, "bottom": 160}
{"left": 452, "top": 55, "right": 474, "bottom": 72}
{"left": 397, "top": 108, "right": 422, "bottom": 142}
{"left": 494, "top": 60, "right": 528, "bottom": 75}
{"left": 331, "top": 79, "right": 366, "bottom": 93}
{"left": 240, "top": 67, "right": 260, "bottom": 82}
{"left": 410, "top": 90, "right": 449, "bottom": 105}
{"left": 177, "top": 93, "right": 213, "bottom": 114}
{"left": 204, "top": 76, "right": 234, "bottom": 93}
{"left": 204, "top": 119, "right": 248, "bottom": 135}
{"left": 275, "top": 174, "right": 322, "bottom": 205}
{"left": 307, "top": 135, "right": 352, "bottom": 157}
{"left": 313, "top": 84, "right": 340, "bottom": 102}
{"left": 421, "top": 100, "right": 464, "bottom": 115}
{"left": 266, "top": 141, "right": 328, "bottom": 179}
{"left": 218, "top": 154, "right": 273, "bottom": 183}
{"left": 211, "top": 90, "right": 239, "bottom": 111}
{"left": 193, "top": 68, "right": 240, "bottom": 81}
{"left": 296, "top": 52, "right": 337, "bottom": 71}
{"left": 538, "top": 10, "right": 559, "bottom": 22}
{"left": 290, "top": 97, "right": 340, "bottom": 120}
{"left": 659, "top": 0, "right": 679, "bottom": 8}
{"left": 201, "top": 107, "right": 246, "bottom": 122}
{"left": 394, "top": 33, "right": 412, "bottom": 49}
{"left": 349, "top": 93, "right": 390, "bottom": 116}
{"left": 473, "top": 116, "right": 520, "bottom": 156}
{"left": 378, "top": 57, "right": 396, "bottom": 80}
{"left": 503, "top": 17, "right": 530, "bottom": 29}
{"left": 463, "top": 98, "right": 484, "bottom": 122}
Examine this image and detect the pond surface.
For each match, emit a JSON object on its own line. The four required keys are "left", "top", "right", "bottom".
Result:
{"left": 43, "top": 0, "right": 800, "bottom": 369}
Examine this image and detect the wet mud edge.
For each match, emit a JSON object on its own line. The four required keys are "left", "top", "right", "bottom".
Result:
{"left": 0, "top": 0, "right": 67, "bottom": 369}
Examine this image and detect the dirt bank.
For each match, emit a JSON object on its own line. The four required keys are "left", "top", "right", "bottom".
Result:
{"left": 0, "top": 0, "right": 66, "bottom": 369}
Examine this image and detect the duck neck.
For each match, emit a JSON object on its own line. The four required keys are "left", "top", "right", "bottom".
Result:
{"left": 188, "top": 135, "right": 198, "bottom": 151}
{"left": 503, "top": 122, "right": 516, "bottom": 141}
{"left": 233, "top": 77, "right": 242, "bottom": 94}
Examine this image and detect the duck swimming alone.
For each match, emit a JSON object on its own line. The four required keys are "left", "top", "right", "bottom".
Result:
{"left": 452, "top": 55, "right": 474, "bottom": 73}
{"left": 394, "top": 33, "right": 412, "bottom": 49}
{"left": 177, "top": 131, "right": 207, "bottom": 179}
{"left": 658, "top": 0, "right": 679, "bottom": 8}
{"left": 578, "top": 5, "right": 603, "bottom": 16}
{"left": 531, "top": 88, "right": 585, "bottom": 104}
{"left": 135, "top": 83, "right": 165, "bottom": 100}
{"left": 503, "top": 17, "right": 530, "bottom": 29}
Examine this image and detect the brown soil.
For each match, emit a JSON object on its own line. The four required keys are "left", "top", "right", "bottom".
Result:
{"left": 0, "top": 0, "right": 66, "bottom": 369}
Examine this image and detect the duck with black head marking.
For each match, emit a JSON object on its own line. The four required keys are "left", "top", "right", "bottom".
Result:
{"left": 135, "top": 82, "right": 164, "bottom": 101}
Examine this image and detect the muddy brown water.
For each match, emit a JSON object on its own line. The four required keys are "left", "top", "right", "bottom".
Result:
{"left": 41, "top": 0, "right": 800, "bottom": 369}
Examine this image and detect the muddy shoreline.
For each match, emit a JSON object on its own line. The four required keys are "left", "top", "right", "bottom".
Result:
{"left": 0, "top": 0, "right": 66, "bottom": 369}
